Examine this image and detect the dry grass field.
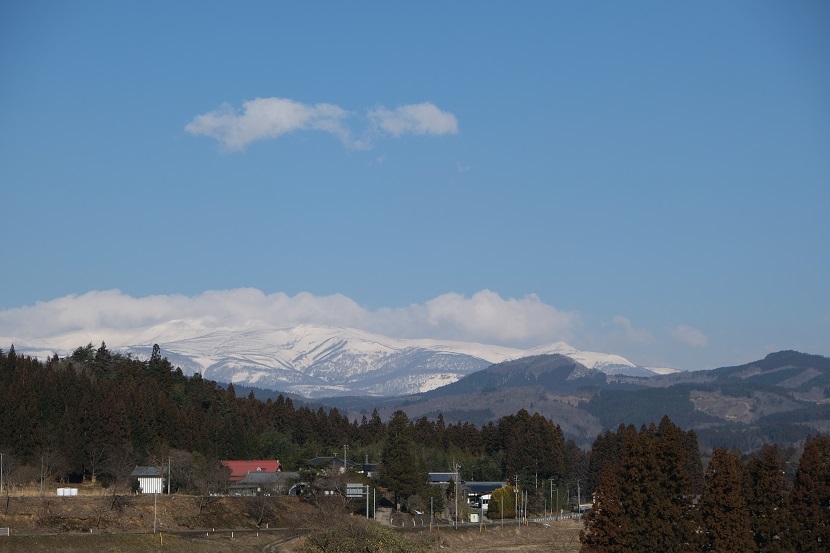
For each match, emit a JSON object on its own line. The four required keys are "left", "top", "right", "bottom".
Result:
{"left": 0, "top": 486, "right": 583, "bottom": 552}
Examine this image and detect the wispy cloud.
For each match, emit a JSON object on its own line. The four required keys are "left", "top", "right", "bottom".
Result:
{"left": 670, "top": 324, "right": 709, "bottom": 347}
{"left": 185, "top": 97, "right": 354, "bottom": 151}
{"left": 0, "top": 289, "right": 575, "bottom": 352}
{"left": 368, "top": 103, "right": 459, "bottom": 137}
{"left": 185, "top": 97, "right": 458, "bottom": 151}
{"left": 610, "top": 315, "right": 654, "bottom": 345}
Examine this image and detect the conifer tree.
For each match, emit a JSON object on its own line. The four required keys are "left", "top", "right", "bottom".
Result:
{"left": 652, "top": 416, "right": 703, "bottom": 551}
{"left": 379, "top": 411, "right": 426, "bottom": 508}
{"left": 699, "top": 447, "right": 754, "bottom": 552}
{"left": 615, "top": 424, "right": 657, "bottom": 552}
{"left": 743, "top": 444, "right": 791, "bottom": 552}
{"left": 789, "top": 435, "right": 830, "bottom": 552}
{"left": 580, "top": 465, "right": 630, "bottom": 553}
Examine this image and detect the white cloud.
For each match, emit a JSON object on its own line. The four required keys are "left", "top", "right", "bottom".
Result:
{"left": 0, "top": 289, "right": 576, "bottom": 352}
{"left": 610, "top": 316, "right": 654, "bottom": 345}
{"left": 185, "top": 97, "right": 354, "bottom": 151}
{"left": 372, "top": 290, "right": 576, "bottom": 346}
{"left": 670, "top": 324, "right": 709, "bottom": 347}
{"left": 186, "top": 98, "right": 459, "bottom": 151}
{"left": 368, "top": 102, "right": 459, "bottom": 137}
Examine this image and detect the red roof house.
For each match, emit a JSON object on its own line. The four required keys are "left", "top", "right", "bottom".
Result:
{"left": 222, "top": 460, "right": 281, "bottom": 482}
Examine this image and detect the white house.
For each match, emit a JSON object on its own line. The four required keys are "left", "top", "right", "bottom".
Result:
{"left": 131, "top": 466, "right": 164, "bottom": 494}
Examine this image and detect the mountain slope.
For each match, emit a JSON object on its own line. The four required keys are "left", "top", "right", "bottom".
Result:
{"left": 320, "top": 350, "right": 830, "bottom": 449}
{"left": 115, "top": 324, "right": 646, "bottom": 397}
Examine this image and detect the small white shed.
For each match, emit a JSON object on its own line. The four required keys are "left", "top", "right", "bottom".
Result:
{"left": 131, "top": 466, "right": 164, "bottom": 494}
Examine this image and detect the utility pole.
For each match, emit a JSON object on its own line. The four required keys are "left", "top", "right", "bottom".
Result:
{"left": 167, "top": 457, "right": 171, "bottom": 495}
{"left": 577, "top": 479, "right": 581, "bottom": 515}
{"left": 549, "top": 479, "right": 554, "bottom": 515}
{"left": 343, "top": 445, "right": 349, "bottom": 470}
{"left": 454, "top": 463, "right": 461, "bottom": 529}
{"left": 0, "top": 452, "right": 3, "bottom": 495}
{"left": 514, "top": 475, "right": 519, "bottom": 520}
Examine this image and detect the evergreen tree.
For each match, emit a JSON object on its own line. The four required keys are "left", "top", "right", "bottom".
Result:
{"left": 743, "top": 444, "right": 791, "bottom": 552}
{"left": 699, "top": 448, "right": 754, "bottom": 552}
{"left": 580, "top": 465, "right": 630, "bottom": 553}
{"left": 586, "top": 428, "right": 622, "bottom": 494}
{"left": 652, "top": 416, "right": 702, "bottom": 551}
{"left": 584, "top": 421, "right": 702, "bottom": 553}
{"left": 615, "top": 424, "right": 657, "bottom": 552}
{"left": 379, "top": 411, "right": 427, "bottom": 508}
{"left": 790, "top": 435, "right": 830, "bottom": 552}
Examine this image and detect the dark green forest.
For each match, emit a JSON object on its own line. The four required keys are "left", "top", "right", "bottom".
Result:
{"left": 581, "top": 421, "right": 830, "bottom": 552}
{"left": 0, "top": 344, "right": 582, "bottom": 497}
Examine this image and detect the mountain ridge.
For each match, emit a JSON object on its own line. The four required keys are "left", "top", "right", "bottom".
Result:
{"left": 12, "top": 323, "right": 654, "bottom": 397}
{"left": 122, "top": 324, "right": 648, "bottom": 397}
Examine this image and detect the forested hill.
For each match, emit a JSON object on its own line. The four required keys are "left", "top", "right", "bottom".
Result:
{"left": 420, "top": 354, "right": 607, "bottom": 398}
{"left": 322, "top": 350, "right": 830, "bottom": 452}
{"left": 0, "top": 343, "right": 583, "bottom": 489}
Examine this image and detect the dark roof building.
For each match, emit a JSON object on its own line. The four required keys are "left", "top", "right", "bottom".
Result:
{"left": 428, "top": 472, "right": 456, "bottom": 484}
{"left": 307, "top": 456, "right": 360, "bottom": 471}
{"left": 131, "top": 466, "right": 162, "bottom": 478}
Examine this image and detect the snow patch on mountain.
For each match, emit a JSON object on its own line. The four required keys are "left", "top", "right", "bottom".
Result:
{"left": 114, "top": 324, "right": 648, "bottom": 397}
{"left": 12, "top": 323, "right": 650, "bottom": 398}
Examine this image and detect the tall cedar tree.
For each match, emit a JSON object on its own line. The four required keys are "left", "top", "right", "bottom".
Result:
{"left": 616, "top": 424, "right": 661, "bottom": 552}
{"left": 699, "top": 447, "right": 755, "bottom": 552}
{"left": 742, "top": 444, "right": 792, "bottom": 552}
{"left": 379, "top": 411, "right": 427, "bottom": 508}
{"left": 585, "top": 428, "right": 622, "bottom": 494}
{"left": 652, "top": 416, "right": 703, "bottom": 551}
{"left": 789, "top": 435, "right": 830, "bottom": 552}
{"left": 581, "top": 421, "right": 702, "bottom": 553}
{"left": 580, "top": 465, "right": 631, "bottom": 553}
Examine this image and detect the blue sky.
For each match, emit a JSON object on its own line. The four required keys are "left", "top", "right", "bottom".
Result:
{"left": 1, "top": 1, "right": 828, "bottom": 370}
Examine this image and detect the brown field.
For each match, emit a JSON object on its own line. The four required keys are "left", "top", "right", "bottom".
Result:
{"left": 0, "top": 487, "right": 583, "bottom": 552}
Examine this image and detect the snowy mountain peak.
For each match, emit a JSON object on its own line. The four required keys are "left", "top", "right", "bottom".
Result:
{"left": 114, "top": 324, "right": 649, "bottom": 398}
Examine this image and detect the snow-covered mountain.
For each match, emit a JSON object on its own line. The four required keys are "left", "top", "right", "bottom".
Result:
{"left": 110, "top": 324, "right": 651, "bottom": 397}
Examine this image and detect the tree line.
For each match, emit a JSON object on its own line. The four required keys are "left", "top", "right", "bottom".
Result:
{"left": 580, "top": 417, "right": 830, "bottom": 552}
{"left": 0, "top": 344, "right": 583, "bottom": 497}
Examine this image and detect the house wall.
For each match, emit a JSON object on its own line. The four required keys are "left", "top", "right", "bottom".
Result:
{"left": 138, "top": 476, "right": 164, "bottom": 494}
